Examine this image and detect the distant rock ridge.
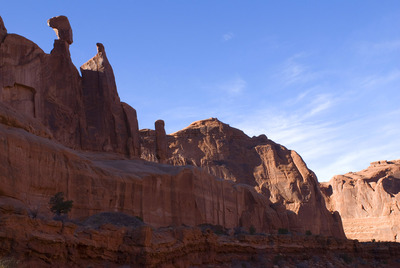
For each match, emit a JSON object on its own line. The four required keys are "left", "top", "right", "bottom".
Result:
{"left": 321, "top": 160, "right": 400, "bottom": 242}
{"left": 0, "top": 14, "right": 344, "bottom": 244}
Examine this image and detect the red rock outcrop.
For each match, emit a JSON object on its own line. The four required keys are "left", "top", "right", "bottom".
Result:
{"left": 155, "top": 119, "right": 168, "bottom": 163}
{"left": 47, "top": 15, "right": 73, "bottom": 45}
{"left": 0, "top": 109, "right": 331, "bottom": 237}
{"left": 0, "top": 16, "right": 140, "bottom": 157}
{"left": 80, "top": 43, "right": 133, "bottom": 154}
{"left": 321, "top": 160, "right": 400, "bottom": 242}
{"left": 0, "top": 16, "right": 6, "bottom": 42}
{"left": 141, "top": 118, "right": 345, "bottom": 238}
{"left": 0, "top": 15, "right": 353, "bottom": 265}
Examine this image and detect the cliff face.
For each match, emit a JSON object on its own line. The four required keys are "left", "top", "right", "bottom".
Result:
{"left": 140, "top": 118, "right": 345, "bottom": 237}
{"left": 321, "top": 160, "right": 400, "bottom": 242}
{"left": 0, "top": 14, "right": 347, "bottom": 262}
{"left": 0, "top": 16, "right": 140, "bottom": 156}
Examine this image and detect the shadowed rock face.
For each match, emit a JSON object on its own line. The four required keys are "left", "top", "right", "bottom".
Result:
{"left": 80, "top": 43, "right": 131, "bottom": 154}
{"left": 0, "top": 16, "right": 6, "bottom": 42}
{"left": 141, "top": 118, "right": 345, "bottom": 237}
{"left": 0, "top": 16, "right": 140, "bottom": 156}
{"left": 321, "top": 160, "right": 400, "bottom": 242}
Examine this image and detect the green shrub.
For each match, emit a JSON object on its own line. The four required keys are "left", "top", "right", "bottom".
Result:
{"left": 49, "top": 192, "right": 73, "bottom": 216}
{"left": 305, "top": 230, "right": 312, "bottom": 236}
{"left": 249, "top": 225, "right": 256, "bottom": 235}
{"left": 278, "top": 228, "right": 289, "bottom": 235}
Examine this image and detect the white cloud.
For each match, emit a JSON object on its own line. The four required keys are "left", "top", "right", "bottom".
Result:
{"left": 222, "top": 32, "right": 234, "bottom": 41}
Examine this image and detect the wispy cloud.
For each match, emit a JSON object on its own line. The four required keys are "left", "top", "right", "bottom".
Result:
{"left": 356, "top": 39, "right": 400, "bottom": 55}
{"left": 222, "top": 32, "right": 234, "bottom": 41}
{"left": 306, "top": 94, "right": 334, "bottom": 117}
{"left": 218, "top": 76, "right": 246, "bottom": 95}
{"left": 279, "top": 53, "right": 318, "bottom": 86}
{"left": 230, "top": 88, "right": 400, "bottom": 182}
{"left": 360, "top": 70, "right": 400, "bottom": 89}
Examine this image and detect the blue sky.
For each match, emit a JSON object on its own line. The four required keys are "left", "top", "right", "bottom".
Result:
{"left": 2, "top": 1, "right": 400, "bottom": 181}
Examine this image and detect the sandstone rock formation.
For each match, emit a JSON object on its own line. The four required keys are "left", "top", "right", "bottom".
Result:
{"left": 0, "top": 16, "right": 6, "bottom": 42}
{"left": 140, "top": 118, "right": 345, "bottom": 238}
{"left": 155, "top": 119, "right": 168, "bottom": 163}
{"left": 321, "top": 160, "right": 400, "bottom": 242}
{"left": 0, "top": 15, "right": 140, "bottom": 156}
{"left": 47, "top": 15, "right": 73, "bottom": 45}
{"left": 0, "top": 15, "right": 354, "bottom": 265}
{"left": 80, "top": 43, "right": 132, "bottom": 154}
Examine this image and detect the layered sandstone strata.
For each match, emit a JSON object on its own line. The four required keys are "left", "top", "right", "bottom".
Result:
{"left": 140, "top": 118, "right": 345, "bottom": 237}
{"left": 0, "top": 14, "right": 344, "bottom": 244}
{"left": 321, "top": 160, "right": 400, "bottom": 242}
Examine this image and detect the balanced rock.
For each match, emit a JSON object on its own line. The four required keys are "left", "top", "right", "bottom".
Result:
{"left": 47, "top": 15, "right": 73, "bottom": 44}
{"left": 321, "top": 160, "right": 400, "bottom": 242}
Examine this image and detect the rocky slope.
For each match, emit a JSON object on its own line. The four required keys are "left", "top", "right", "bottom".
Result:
{"left": 321, "top": 160, "right": 400, "bottom": 242}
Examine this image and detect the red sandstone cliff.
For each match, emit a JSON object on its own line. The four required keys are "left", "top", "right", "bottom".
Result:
{"left": 321, "top": 160, "right": 400, "bottom": 242}
{"left": 140, "top": 118, "right": 345, "bottom": 237}
{"left": 0, "top": 15, "right": 356, "bottom": 266}
{"left": 0, "top": 15, "right": 344, "bottom": 238}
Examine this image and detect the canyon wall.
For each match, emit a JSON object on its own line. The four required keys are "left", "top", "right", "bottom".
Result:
{"left": 0, "top": 15, "right": 344, "bottom": 241}
{"left": 140, "top": 118, "right": 345, "bottom": 237}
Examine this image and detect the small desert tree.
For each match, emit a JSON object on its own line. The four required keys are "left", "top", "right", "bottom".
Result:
{"left": 49, "top": 192, "right": 73, "bottom": 217}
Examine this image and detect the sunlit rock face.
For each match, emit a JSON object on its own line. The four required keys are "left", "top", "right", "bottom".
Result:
{"left": 141, "top": 118, "right": 345, "bottom": 238}
{"left": 321, "top": 160, "right": 400, "bottom": 242}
